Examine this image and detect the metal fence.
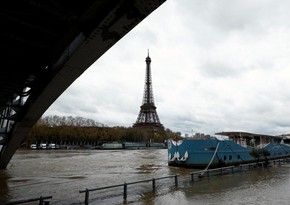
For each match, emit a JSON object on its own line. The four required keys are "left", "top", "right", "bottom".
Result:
{"left": 0, "top": 196, "right": 52, "bottom": 205}
{"left": 190, "top": 158, "right": 290, "bottom": 182}
{"left": 79, "top": 174, "right": 179, "bottom": 205}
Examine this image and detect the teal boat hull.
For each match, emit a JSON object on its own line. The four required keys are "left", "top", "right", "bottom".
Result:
{"left": 168, "top": 139, "right": 290, "bottom": 168}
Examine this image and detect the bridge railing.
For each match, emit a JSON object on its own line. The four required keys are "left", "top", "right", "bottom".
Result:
{"left": 79, "top": 174, "right": 179, "bottom": 205}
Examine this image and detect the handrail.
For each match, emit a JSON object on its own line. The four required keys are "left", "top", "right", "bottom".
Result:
{"left": 79, "top": 174, "right": 179, "bottom": 205}
{"left": 79, "top": 183, "right": 124, "bottom": 193}
{"left": 190, "top": 158, "right": 290, "bottom": 182}
{"left": 0, "top": 196, "right": 52, "bottom": 205}
{"left": 190, "top": 165, "right": 235, "bottom": 181}
{"left": 79, "top": 174, "right": 179, "bottom": 193}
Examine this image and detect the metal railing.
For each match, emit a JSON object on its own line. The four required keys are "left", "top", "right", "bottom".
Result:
{"left": 190, "top": 166, "right": 235, "bottom": 181}
{"left": 189, "top": 158, "right": 290, "bottom": 182}
{"left": 0, "top": 196, "right": 52, "bottom": 205}
{"left": 79, "top": 174, "right": 179, "bottom": 205}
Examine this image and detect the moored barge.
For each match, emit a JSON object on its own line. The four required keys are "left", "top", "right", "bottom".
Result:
{"left": 168, "top": 131, "right": 290, "bottom": 168}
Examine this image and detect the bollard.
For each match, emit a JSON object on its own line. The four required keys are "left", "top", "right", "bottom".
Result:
{"left": 39, "top": 196, "right": 43, "bottom": 205}
{"left": 191, "top": 173, "right": 194, "bottom": 182}
{"left": 85, "top": 189, "right": 89, "bottom": 205}
{"left": 174, "top": 175, "right": 178, "bottom": 187}
{"left": 123, "top": 183, "right": 127, "bottom": 201}
{"left": 152, "top": 178, "right": 156, "bottom": 191}
{"left": 39, "top": 196, "right": 50, "bottom": 205}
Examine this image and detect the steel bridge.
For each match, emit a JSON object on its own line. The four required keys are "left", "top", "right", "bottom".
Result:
{"left": 0, "top": 0, "right": 166, "bottom": 169}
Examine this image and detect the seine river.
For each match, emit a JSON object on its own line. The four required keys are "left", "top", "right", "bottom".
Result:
{"left": 1, "top": 149, "right": 290, "bottom": 205}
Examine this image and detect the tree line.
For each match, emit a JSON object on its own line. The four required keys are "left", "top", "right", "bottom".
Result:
{"left": 24, "top": 115, "right": 181, "bottom": 146}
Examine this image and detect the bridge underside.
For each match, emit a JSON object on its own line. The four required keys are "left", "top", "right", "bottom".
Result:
{"left": 0, "top": 0, "right": 165, "bottom": 168}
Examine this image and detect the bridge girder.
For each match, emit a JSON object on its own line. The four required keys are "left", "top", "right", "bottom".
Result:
{"left": 0, "top": 0, "right": 166, "bottom": 168}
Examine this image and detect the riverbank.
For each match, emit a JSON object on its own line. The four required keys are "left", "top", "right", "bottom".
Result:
{"left": 27, "top": 141, "right": 167, "bottom": 150}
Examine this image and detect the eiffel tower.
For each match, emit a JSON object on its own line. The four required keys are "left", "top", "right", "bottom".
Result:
{"left": 133, "top": 51, "right": 163, "bottom": 130}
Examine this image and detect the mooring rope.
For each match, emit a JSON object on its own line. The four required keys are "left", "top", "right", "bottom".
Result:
{"left": 200, "top": 142, "right": 220, "bottom": 176}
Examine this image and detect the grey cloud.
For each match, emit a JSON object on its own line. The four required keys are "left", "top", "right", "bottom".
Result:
{"left": 45, "top": 0, "right": 290, "bottom": 136}
{"left": 200, "top": 61, "right": 240, "bottom": 78}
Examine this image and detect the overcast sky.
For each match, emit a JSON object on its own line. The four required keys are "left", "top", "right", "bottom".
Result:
{"left": 44, "top": 0, "right": 290, "bottom": 136}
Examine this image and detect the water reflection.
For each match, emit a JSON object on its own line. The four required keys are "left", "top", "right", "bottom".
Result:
{"left": 137, "top": 166, "right": 290, "bottom": 205}
{"left": 0, "top": 170, "right": 10, "bottom": 203}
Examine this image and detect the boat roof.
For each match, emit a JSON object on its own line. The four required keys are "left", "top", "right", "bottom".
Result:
{"left": 215, "top": 131, "right": 282, "bottom": 139}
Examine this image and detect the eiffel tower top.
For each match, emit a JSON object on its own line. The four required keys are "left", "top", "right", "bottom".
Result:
{"left": 146, "top": 49, "right": 151, "bottom": 63}
{"left": 143, "top": 49, "right": 154, "bottom": 105}
{"left": 133, "top": 51, "right": 163, "bottom": 129}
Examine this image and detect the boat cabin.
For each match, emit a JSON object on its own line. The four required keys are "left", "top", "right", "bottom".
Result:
{"left": 215, "top": 131, "right": 283, "bottom": 148}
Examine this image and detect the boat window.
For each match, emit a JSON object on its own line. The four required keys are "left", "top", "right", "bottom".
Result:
{"left": 204, "top": 147, "right": 216, "bottom": 151}
{"left": 229, "top": 155, "right": 232, "bottom": 160}
{"left": 224, "top": 155, "right": 227, "bottom": 161}
{"left": 237, "top": 155, "right": 240, "bottom": 159}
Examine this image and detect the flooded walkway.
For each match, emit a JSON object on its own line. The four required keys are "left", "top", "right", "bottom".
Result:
{"left": 1, "top": 149, "right": 290, "bottom": 204}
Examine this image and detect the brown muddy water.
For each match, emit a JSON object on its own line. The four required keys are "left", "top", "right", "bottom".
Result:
{"left": 1, "top": 149, "right": 290, "bottom": 205}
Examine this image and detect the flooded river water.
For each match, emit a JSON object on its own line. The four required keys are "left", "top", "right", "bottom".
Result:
{"left": 1, "top": 149, "right": 290, "bottom": 205}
